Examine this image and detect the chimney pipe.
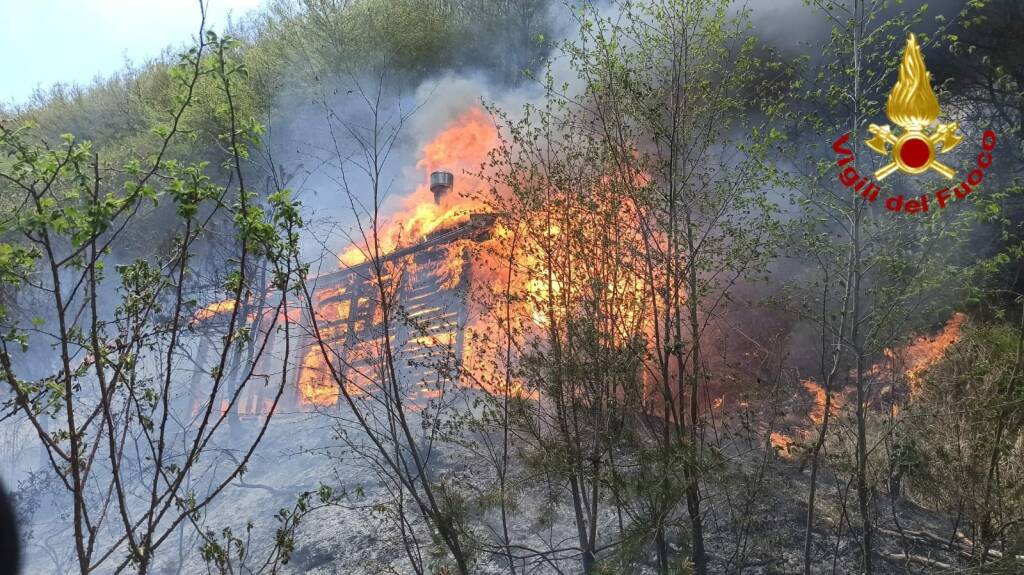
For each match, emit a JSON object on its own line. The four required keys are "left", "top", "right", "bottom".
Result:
{"left": 430, "top": 170, "right": 454, "bottom": 205}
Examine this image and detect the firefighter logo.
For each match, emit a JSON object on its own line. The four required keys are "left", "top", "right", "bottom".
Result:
{"left": 866, "top": 33, "right": 962, "bottom": 180}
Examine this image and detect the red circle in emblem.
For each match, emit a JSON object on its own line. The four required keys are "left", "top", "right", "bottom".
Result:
{"left": 899, "top": 137, "right": 931, "bottom": 169}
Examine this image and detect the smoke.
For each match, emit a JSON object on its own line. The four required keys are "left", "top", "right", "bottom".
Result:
{"left": 260, "top": 2, "right": 570, "bottom": 270}
{"left": 748, "top": 0, "right": 965, "bottom": 61}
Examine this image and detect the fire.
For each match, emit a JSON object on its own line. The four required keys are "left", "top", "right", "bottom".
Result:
{"left": 297, "top": 334, "right": 385, "bottom": 407}
{"left": 297, "top": 344, "right": 340, "bottom": 407}
{"left": 770, "top": 432, "right": 794, "bottom": 456}
{"left": 302, "top": 107, "right": 502, "bottom": 406}
{"left": 337, "top": 107, "right": 497, "bottom": 269}
{"left": 435, "top": 243, "right": 467, "bottom": 290}
{"left": 901, "top": 311, "right": 962, "bottom": 386}
{"left": 193, "top": 297, "right": 294, "bottom": 324}
{"left": 880, "top": 311, "right": 966, "bottom": 390}
{"left": 314, "top": 104, "right": 653, "bottom": 408}
{"left": 762, "top": 314, "right": 966, "bottom": 460}
{"left": 802, "top": 379, "right": 842, "bottom": 425}
{"left": 417, "top": 106, "right": 497, "bottom": 175}
{"left": 194, "top": 299, "right": 236, "bottom": 321}
{"left": 764, "top": 381, "right": 842, "bottom": 460}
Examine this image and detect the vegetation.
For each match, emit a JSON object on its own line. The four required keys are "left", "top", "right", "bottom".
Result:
{"left": 2, "top": 0, "right": 1023, "bottom": 574}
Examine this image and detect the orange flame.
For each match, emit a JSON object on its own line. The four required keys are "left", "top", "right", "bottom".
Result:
{"left": 194, "top": 299, "right": 236, "bottom": 322}
{"left": 297, "top": 344, "right": 340, "bottom": 407}
{"left": 338, "top": 107, "right": 497, "bottom": 269}
{"left": 896, "top": 312, "right": 965, "bottom": 391}
{"left": 307, "top": 107, "right": 500, "bottom": 406}
{"left": 417, "top": 106, "right": 497, "bottom": 175}
{"left": 770, "top": 432, "right": 794, "bottom": 456}
{"left": 318, "top": 105, "right": 656, "bottom": 407}
{"left": 802, "top": 379, "right": 842, "bottom": 425}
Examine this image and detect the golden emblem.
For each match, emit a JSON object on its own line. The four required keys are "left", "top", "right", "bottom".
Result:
{"left": 866, "top": 33, "right": 962, "bottom": 180}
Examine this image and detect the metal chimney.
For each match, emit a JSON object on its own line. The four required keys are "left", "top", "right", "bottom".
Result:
{"left": 430, "top": 170, "right": 454, "bottom": 205}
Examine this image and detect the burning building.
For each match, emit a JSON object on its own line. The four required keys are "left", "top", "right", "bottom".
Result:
{"left": 296, "top": 173, "right": 498, "bottom": 408}
{"left": 187, "top": 106, "right": 508, "bottom": 417}
{"left": 188, "top": 170, "right": 499, "bottom": 416}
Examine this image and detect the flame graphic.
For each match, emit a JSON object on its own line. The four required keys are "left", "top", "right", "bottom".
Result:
{"left": 887, "top": 34, "right": 940, "bottom": 129}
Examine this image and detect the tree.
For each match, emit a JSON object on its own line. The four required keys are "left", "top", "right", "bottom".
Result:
{"left": 787, "top": 3, "right": 975, "bottom": 572}
{"left": 559, "top": 2, "right": 785, "bottom": 571}
{"left": 0, "top": 26, "right": 302, "bottom": 574}
{"left": 295, "top": 75, "right": 473, "bottom": 574}
{"left": 479, "top": 95, "right": 652, "bottom": 573}
{"left": 471, "top": 2, "right": 788, "bottom": 572}
{"left": 902, "top": 314, "right": 1024, "bottom": 561}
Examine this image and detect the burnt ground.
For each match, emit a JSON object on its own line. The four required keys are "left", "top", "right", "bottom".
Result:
{"left": 116, "top": 401, "right": 1021, "bottom": 575}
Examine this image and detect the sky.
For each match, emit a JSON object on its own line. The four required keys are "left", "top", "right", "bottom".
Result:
{"left": 0, "top": 0, "right": 264, "bottom": 106}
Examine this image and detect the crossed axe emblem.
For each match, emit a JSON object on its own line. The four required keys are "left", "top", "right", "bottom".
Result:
{"left": 865, "top": 122, "right": 962, "bottom": 180}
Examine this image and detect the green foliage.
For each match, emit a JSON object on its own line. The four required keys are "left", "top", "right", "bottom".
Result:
{"left": 0, "top": 26, "right": 305, "bottom": 574}
{"left": 199, "top": 483, "right": 350, "bottom": 574}
{"left": 902, "top": 318, "right": 1024, "bottom": 552}
{"left": 930, "top": 0, "right": 1024, "bottom": 306}
{"left": 257, "top": 0, "right": 549, "bottom": 86}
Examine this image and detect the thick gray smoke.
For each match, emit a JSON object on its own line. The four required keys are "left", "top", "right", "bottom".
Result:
{"left": 260, "top": 8, "right": 567, "bottom": 269}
